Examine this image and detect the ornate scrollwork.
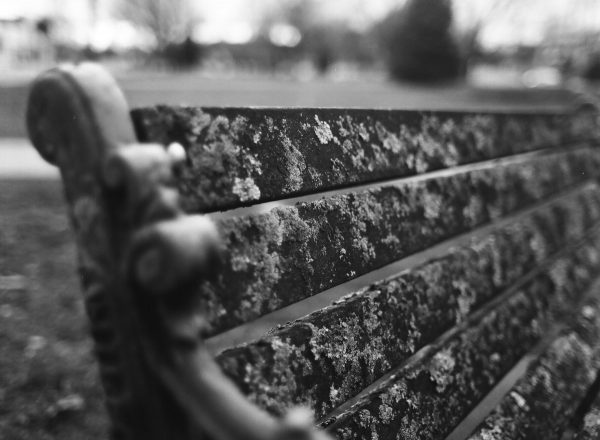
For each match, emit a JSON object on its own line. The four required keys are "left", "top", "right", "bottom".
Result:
{"left": 27, "top": 63, "right": 331, "bottom": 440}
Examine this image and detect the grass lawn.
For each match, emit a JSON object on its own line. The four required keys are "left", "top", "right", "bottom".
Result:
{"left": 0, "top": 179, "right": 107, "bottom": 440}
{"left": 0, "top": 70, "right": 576, "bottom": 138}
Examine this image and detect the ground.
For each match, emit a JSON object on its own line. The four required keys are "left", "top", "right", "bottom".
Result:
{"left": 0, "top": 179, "right": 107, "bottom": 440}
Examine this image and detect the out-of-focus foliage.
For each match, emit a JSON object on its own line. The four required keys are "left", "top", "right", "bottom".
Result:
{"left": 35, "top": 18, "right": 54, "bottom": 37}
{"left": 452, "top": 0, "right": 516, "bottom": 68}
{"left": 116, "top": 0, "right": 197, "bottom": 57}
{"left": 115, "top": 0, "right": 203, "bottom": 69}
{"left": 162, "top": 38, "right": 203, "bottom": 70}
{"left": 300, "top": 23, "right": 379, "bottom": 74}
{"left": 583, "top": 52, "right": 600, "bottom": 81}
{"left": 379, "top": 0, "right": 463, "bottom": 83}
{"left": 253, "top": 0, "right": 377, "bottom": 74}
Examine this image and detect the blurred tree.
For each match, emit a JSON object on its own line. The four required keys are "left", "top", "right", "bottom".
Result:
{"left": 116, "top": 0, "right": 194, "bottom": 51}
{"left": 303, "top": 23, "right": 378, "bottom": 74}
{"left": 35, "top": 18, "right": 54, "bottom": 37}
{"left": 257, "top": 0, "right": 377, "bottom": 74}
{"left": 163, "top": 37, "right": 204, "bottom": 70}
{"left": 381, "top": 0, "right": 463, "bottom": 83}
{"left": 256, "top": 0, "right": 329, "bottom": 73}
{"left": 452, "top": 0, "right": 515, "bottom": 69}
{"left": 583, "top": 52, "right": 600, "bottom": 81}
{"left": 258, "top": 0, "right": 317, "bottom": 34}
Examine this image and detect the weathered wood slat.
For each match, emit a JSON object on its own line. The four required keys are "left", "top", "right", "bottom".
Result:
{"left": 199, "top": 148, "right": 600, "bottom": 335}
{"left": 323, "top": 232, "right": 600, "bottom": 440}
{"left": 575, "top": 389, "right": 600, "bottom": 440}
{"left": 467, "top": 292, "right": 600, "bottom": 440}
{"left": 131, "top": 106, "right": 597, "bottom": 212}
{"left": 215, "top": 186, "right": 600, "bottom": 418}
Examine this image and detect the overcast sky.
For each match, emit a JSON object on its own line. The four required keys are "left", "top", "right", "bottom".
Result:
{"left": 0, "top": 0, "right": 396, "bottom": 23}
{"left": 0, "top": 0, "right": 399, "bottom": 48}
{"left": 1, "top": 0, "right": 599, "bottom": 49}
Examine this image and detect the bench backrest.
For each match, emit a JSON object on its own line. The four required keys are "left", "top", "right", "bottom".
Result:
{"left": 26, "top": 63, "right": 600, "bottom": 440}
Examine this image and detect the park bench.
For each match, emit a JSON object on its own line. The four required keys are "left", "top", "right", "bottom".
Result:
{"left": 24, "top": 62, "right": 600, "bottom": 440}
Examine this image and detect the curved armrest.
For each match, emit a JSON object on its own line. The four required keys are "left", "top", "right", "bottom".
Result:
{"left": 26, "top": 62, "right": 332, "bottom": 440}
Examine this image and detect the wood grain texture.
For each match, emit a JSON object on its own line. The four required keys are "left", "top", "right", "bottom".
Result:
{"left": 131, "top": 107, "right": 598, "bottom": 212}
{"left": 468, "top": 292, "right": 600, "bottom": 440}
{"left": 215, "top": 185, "right": 600, "bottom": 418}
{"left": 323, "top": 231, "right": 600, "bottom": 439}
{"left": 198, "top": 148, "right": 600, "bottom": 335}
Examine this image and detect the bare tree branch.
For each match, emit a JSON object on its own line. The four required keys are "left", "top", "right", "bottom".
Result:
{"left": 116, "top": 0, "right": 193, "bottom": 50}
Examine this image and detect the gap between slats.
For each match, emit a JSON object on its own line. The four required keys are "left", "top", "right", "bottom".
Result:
{"left": 199, "top": 142, "right": 599, "bottom": 336}
{"left": 320, "top": 226, "right": 600, "bottom": 427}
{"left": 205, "top": 179, "right": 599, "bottom": 354}
{"left": 445, "top": 328, "right": 562, "bottom": 440}
{"left": 206, "top": 141, "right": 596, "bottom": 220}
{"left": 449, "top": 277, "right": 600, "bottom": 440}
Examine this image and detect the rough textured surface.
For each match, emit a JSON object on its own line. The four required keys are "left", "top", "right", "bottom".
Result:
{"left": 130, "top": 107, "right": 598, "bottom": 212}
{"left": 575, "top": 386, "right": 600, "bottom": 440}
{"left": 323, "top": 232, "right": 600, "bottom": 439}
{"left": 26, "top": 65, "right": 194, "bottom": 440}
{"left": 468, "top": 293, "right": 600, "bottom": 440}
{"left": 197, "top": 148, "right": 600, "bottom": 335}
{"left": 216, "top": 186, "right": 600, "bottom": 418}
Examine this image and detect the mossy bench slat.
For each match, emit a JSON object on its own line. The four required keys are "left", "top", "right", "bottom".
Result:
{"left": 468, "top": 290, "right": 600, "bottom": 440}
{"left": 326, "top": 235, "right": 600, "bottom": 439}
{"left": 131, "top": 107, "right": 595, "bottom": 212}
{"left": 25, "top": 63, "right": 600, "bottom": 440}
{"left": 575, "top": 380, "right": 600, "bottom": 440}
{"left": 216, "top": 186, "right": 600, "bottom": 418}
{"left": 203, "top": 147, "right": 600, "bottom": 334}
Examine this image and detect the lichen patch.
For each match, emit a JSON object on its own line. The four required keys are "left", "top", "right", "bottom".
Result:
{"left": 428, "top": 349, "right": 456, "bottom": 393}
{"left": 314, "top": 116, "right": 334, "bottom": 144}
{"left": 232, "top": 177, "right": 261, "bottom": 202}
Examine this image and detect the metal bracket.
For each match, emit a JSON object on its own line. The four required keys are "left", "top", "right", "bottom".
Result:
{"left": 26, "top": 63, "right": 332, "bottom": 440}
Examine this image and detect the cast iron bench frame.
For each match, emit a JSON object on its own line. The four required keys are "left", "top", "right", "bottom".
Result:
{"left": 25, "top": 63, "right": 600, "bottom": 440}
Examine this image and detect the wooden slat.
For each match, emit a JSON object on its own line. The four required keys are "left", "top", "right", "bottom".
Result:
{"left": 198, "top": 148, "right": 600, "bottom": 335}
{"left": 216, "top": 186, "right": 600, "bottom": 418}
{"left": 575, "top": 389, "right": 600, "bottom": 440}
{"left": 467, "top": 291, "right": 600, "bottom": 440}
{"left": 322, "top": 231, "right": 600, "bottom": 439}
{"left": 130, "top": 107, "right": 595, "bottom": 212}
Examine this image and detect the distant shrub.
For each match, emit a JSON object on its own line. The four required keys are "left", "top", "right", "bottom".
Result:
{"left": 162, "top": 37, "right": 203, "bottom": 69}
{"left": 380, "top": 0, "right": 464, "bottom": 83}
{"left": 583, "top": 53, "right": 600, "bottom": 81}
